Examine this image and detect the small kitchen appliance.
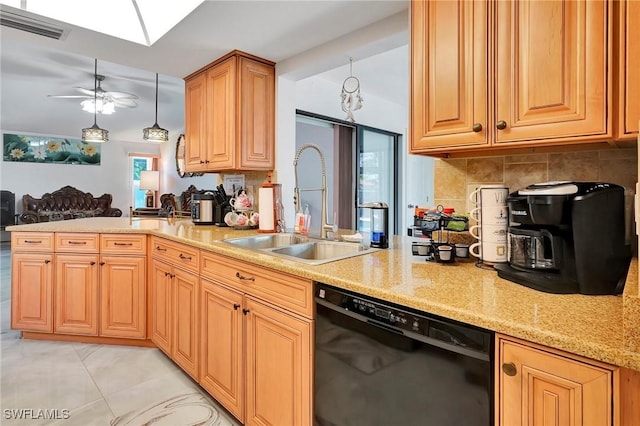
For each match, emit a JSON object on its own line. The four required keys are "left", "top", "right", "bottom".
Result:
{"left": 495, "top": 182, "right": 631, "bottom": 295}
{"left": 191, "top": 191, "right": 215, "bottom": 225}
{"left": 359, "top": 202, "right": 389, "bottom": 248}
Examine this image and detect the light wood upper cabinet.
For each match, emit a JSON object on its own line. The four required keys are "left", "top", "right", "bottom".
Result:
{"left": 411, "top": 0, "right": 613, "bottom": 156}
{"left": 495, "top": 0, "right": 610, "bottom": 146}
{"left": 497, "top": 334, "right": 613, "bottom": 426}
{"left": 614, "top": 0, "right": 640, "bottom": 139}
{"left": 184, "top": 50, "right": 275, "bottom": 172}
{"left": 410, "top": 0, "right": 488, "bottom": 151}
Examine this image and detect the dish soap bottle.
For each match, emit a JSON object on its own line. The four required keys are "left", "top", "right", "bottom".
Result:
{"left": 301, "top": 204, "right": 311, "bottom": 235}
{"left": 294, "top": 207, "right": 305, "bottom": 234}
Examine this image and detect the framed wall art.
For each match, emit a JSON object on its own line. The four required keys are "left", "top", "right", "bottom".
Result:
{"left": 3, "top": 133, "right": 101, "bottom": 165}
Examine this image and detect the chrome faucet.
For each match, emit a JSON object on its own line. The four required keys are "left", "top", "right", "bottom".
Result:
{"left": 293, "top": 143, "right": 335, "bottom": 239}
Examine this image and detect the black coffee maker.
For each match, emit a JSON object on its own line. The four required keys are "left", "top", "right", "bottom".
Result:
{"left": 495, "top": 182, "right": 631, "bottom": 295}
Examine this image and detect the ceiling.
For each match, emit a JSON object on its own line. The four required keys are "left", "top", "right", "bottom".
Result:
{"left": 0, "top": 1, "right": 409, "bottom": 143}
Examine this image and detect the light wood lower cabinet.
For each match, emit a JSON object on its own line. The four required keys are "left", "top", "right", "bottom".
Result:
{"left": 497, "top": 334, "right": 614, "bottom": 426}
{"left": 55, "top": 253, "right": 100, "bottom": 335}
{"left": 99, "top": 255, "right": 146, "bottom": 339}
{"left": 11, "top": 252, "right": 53, "bottom": 332}
{"left": 149, "top": 237, "right": 200, "bottom": 380}
{"left": 10, "top": 232, "right": 147, "bottom": 340}
{"left": 199, "top": 251, "right": 313, "bottom": 426}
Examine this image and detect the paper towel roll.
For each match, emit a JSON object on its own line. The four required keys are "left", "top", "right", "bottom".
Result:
{"left": 259, "top": 187, "right": 275, "bottom": 232}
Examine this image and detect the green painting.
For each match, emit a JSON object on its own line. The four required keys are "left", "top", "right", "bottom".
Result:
{"left": 3, "top": 133, "right": 101, "bottom": 165}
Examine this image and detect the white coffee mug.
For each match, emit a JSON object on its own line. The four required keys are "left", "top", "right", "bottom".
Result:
{"left": 469, "top": 185, "right": 509, "bottom": 207}
{"left": 469, "top": 240, "right": 508, "bottom": 263}
{"left": 469, "top": 224, "right": 507, "bottom": 242}
{"left": 479, "top": 205, "right": 509, "bottom": 226}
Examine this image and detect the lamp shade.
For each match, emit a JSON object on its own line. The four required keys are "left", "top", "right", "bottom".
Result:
{"left": 139, "top": 170, "right": 160, "bottom": 191}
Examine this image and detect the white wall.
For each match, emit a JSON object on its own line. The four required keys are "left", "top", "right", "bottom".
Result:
{"left": 0, "top": 130, "right": 161, "bottom": 216}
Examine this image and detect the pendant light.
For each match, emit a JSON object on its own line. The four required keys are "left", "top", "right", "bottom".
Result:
{"left": 143, "top": 73, "right": 169, "bottom": 142}
{"left": 81, "top": 58, "right": 109, "bottom": 143}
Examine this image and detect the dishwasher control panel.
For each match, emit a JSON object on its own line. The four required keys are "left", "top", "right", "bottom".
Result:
{"left": 316, "top": 283, "right": 491, "bottom": 354}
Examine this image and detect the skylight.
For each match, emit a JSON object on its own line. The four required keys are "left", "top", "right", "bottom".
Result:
{"left": 0, "top": 0, "right": 204, "bottom": 46}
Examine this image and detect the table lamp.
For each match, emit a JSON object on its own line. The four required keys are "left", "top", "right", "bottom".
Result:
{"left": 140, "top": 170, "right": 160, "bottom": 208}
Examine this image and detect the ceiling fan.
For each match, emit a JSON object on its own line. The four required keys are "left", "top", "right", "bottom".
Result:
{"left": 48, "top": 74, "right": 138, "bottom": 114}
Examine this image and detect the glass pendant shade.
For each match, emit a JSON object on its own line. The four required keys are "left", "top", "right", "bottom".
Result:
{"left": 143, "top": 73, "right": 168, "bottom": 142}
{"left": 82, "top": 123, "right": 109, "bottom": 143}
{"left": 81, "top": 58, "right": 109, "bottom": 143}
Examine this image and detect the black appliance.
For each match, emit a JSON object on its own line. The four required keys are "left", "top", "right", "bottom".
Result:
{"left": 191, "top": 191, "right": 215, "bottom": 225}
{"left": 495, "top": 181, "right": 631, "bottom": 295}
{"left": 314, "top": 283, "right": 493, "bottom": 426}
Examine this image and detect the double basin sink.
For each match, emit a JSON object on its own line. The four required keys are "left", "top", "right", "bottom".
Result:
{"left": 223, "top": 233, "right": 378, "bottom": 265}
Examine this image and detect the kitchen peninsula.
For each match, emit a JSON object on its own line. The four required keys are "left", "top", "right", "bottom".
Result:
{"left": 7, "top": 217, "right": 640, "bottom": 425}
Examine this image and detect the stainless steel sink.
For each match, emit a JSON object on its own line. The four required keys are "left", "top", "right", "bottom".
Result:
{"left": 224, "top": 233, "right": 308, "bottom": 249}
{"left": 222, "top": 234, "right": 377, "bottom": 264}
{"left": 268, "top": 240, "right": 375, "bottom": 265}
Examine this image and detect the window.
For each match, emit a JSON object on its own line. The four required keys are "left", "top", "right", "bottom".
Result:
{"left": 129, "top": 154, "right": 159, "bottom": 209}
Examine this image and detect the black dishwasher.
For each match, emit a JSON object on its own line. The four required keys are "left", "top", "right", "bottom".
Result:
{"left": 314, "top": 283, "right": 493, "bottom": 426}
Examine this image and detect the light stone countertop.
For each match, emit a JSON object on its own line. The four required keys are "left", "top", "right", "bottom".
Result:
{"left": 8, "top": 217, "right": 640, "bottom": 371}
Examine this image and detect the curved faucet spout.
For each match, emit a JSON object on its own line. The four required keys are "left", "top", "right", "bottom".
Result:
{"left": 293, "top": 143, "right": 334, "bottom": 239}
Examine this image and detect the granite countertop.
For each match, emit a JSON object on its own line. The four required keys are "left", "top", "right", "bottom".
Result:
{"left": 8, "top": 217, "right": 640, "bottom": 371}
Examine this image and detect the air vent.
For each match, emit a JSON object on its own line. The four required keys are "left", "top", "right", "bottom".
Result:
{"left": 0, "top": 11, "right": 64, "bottom": 40}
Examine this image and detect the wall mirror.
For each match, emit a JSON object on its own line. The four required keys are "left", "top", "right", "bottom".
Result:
{"left": 176, "top": 134, "right": 203, "bottom": 178}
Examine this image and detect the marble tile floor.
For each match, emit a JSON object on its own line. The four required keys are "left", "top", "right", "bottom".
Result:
{"left": 0, "top": 242, "right": 241, "bottom": 426}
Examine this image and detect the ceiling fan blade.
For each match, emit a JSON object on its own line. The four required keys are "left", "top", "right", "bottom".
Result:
{"left": 111, "top": 98, "right": 138, "bottom": 107}
{"left": 47, "top": 94, "right": 92, "bottom": 99}
{"left": 74, "top": 87, "right": 96, "bottom": 96}
{"left": 105, "top": 91, "right": 139, "bottom": 100}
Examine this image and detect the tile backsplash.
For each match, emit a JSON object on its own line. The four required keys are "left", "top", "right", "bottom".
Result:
{"left": 434, "top": 148, "right": 638, "bottom": 215}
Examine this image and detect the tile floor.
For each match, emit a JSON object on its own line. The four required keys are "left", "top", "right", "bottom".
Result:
{"left": 0, "top": 242, "right": 241, "bottom": 426}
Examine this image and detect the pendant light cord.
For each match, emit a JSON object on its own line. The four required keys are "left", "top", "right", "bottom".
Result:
{"left": 93, "top": 58, "right": 98, "bottom": 126}
{"left": 154, "top": 73, "right": 159, "bottom": 126}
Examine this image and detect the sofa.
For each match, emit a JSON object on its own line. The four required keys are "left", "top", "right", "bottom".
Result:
{"left": 20, "top": 185, "right": 122, "bottom": 224}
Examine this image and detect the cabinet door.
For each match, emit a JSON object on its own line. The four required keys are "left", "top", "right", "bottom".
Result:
{"left": 495, "top": 0, "right": 611, "bottom": 145}
{"left": 200, "top": 279, "right": 244, "bottom": 422}
{"left": 185, "top": 72, "right": 208, "bottom": 172}
{"left": 55, "top": 254, "right": 99, "bottom": 335}
{"left": 410, "top": 0, "right": 488, "bottom": 152}
{"left": 100, "top": 255, "right": 146, "bottom": 339}
{"left": 11, "top": 252, "right": 53, "bottom": 332}
{"left": 245, "top": 297, "right": 312, "bottom": 426}
{"left": 616, "top": 0, "right": 640, "bottom": 138}
{"left": 238, "top": 57, "right": 275, "bottom": 170}
{"left": 173, "top": 267, "right": 199, "bottom": 380}
{"left": 498, "top": 338, "right": 612, "bottom": 426}
{"left": 206, "top": 57, "right": 237, "bottom": 170}
{"left": 150, "top": 258, "right": 172, "bottom": 354}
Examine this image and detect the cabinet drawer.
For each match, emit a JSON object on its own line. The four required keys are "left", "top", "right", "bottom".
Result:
{"left": 55, "top": 233, "right": 99, "bottom": 253}
{"left": 201, "top": 251, "right": 313, "bottom": 318}
{"left": 100, "top": 234, "right": 146, "bottom": 255}
{"left": 12, "top": 232, "right": 54, "bottom": 252}
{"left": 150, "top": 237, "right": 199, "bottom": 273}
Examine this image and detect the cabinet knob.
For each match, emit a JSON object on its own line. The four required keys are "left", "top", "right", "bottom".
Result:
{"left": 496, "top": 120, "right": 508, "bottom": 130}
{"left": 242, "top": 308, "right": 250, "bottom": 315}
{"left": 472, "top": 123, "right": 483, "bottom": 133}
{"left": 44, "top": 259, "right": 51, "bottom": 264}
{"left": 502, "top": 362, "right": 517, "bottom": 376}
{"left": 90, "top": 261, "right": 96, "bottom": 266}
{"left": 100, "top": 262, "right": 105, "bottom": 266}
{"left": 233, "top": 304, "right": 241, "bottom": 310}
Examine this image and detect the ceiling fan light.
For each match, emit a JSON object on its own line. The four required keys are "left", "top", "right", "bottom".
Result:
{"left": 143, "top": 123, "right": 169, "bottom": 142}
{"left": 81, "top": 98, "right": 115, "bottom": 115}
{"left": 82, "top": 123, "right": 109, "bottom": 143}
{"left": 102, "top": 100, "right": 115, "bottom": 114}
